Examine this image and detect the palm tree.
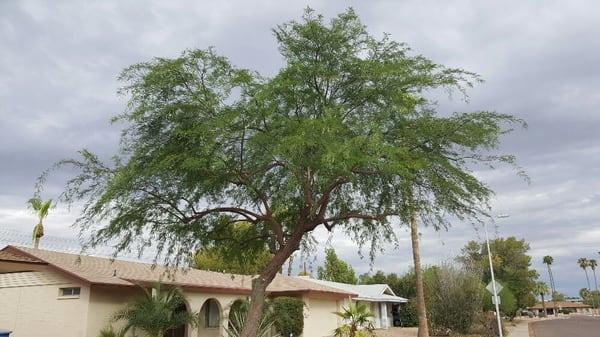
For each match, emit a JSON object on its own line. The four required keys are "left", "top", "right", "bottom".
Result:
{"left": 333, "top": 301, "right": 375, "bottom": 337}
{"left": 543, "top": 255, "right": 558, "bottom": 316}
{"left": 533, "top": 282, "right": 549, "bottom": 317}
{"left": 408, "top": 204, "right": 429, "bottom": 337}
{"left": 113, "top": 283, "right": 194, "bottom": 337}
{"left": 578, "top": 258, "right": 592, "bottom": 290}
{"left": 27, "top": 197, "right": 52, "bottom": 249}
{"left": 589, "top": 259, "right": 599, "bottom": 310}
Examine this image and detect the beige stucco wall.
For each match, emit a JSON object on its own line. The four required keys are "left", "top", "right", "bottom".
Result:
{"left": 303, "top": 296, "right": 342, "bottom": 337}
{"left": 86, "top": 285, "right": 143, "bottom": 337}
{"left": 0, "top": 269, "right": 90, "bottom": 337}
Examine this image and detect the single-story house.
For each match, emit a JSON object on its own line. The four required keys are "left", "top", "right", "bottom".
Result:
{"left": 0, "top": 245, "right": 405, "bottom": 337}
{"left": 528, "top": 301, "right": 593, "bottom": 315}
{"left": 300, "top": 277, "right": 408, "bottom": 328}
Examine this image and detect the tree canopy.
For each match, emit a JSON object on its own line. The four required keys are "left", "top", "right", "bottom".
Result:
{"left": 457, "top": 237, "right": 538, "bottom": 308}
{"left": 42, "top": 8, "right": 524, "bottom": 336}
{"left": 192, "top": 222, "right": 272, "bottom": 275}
{"left": 317, "top": 248, "right": 358, "bottom": 284}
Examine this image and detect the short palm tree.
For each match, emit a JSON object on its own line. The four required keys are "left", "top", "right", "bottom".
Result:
{"left": 27, "top": 197, "right": 52, "bottom": 249}
{"left": 533, "top": 282, "right": 549, "bottom": 317}
{"left": 578, "top": 258, "right": 592, "bottom": 290}
{"left": 113, "top": 283, "right": 194, "bottom": 337}
{"left": 333, "top": 302, "right": 375, "bottom": 337}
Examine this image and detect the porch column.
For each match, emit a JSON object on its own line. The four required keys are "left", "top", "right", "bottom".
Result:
{"left": 379, "top": 302, "right": 388, "bottom": 329}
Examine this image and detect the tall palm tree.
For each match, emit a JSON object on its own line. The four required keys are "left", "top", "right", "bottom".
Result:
{"left": 543, "top": 255, "right": 558, "bottom": 316}
{"left": 27, "top": 197, "right": 52, "bottom": 249}
{"left": 578, "top": 258, "right": 592, "bottom": 290}
{"left": 113, "top": 283, "right": 194, "bottom": 337}
{"left": 533, "top": 282, "right": 549, "bottom": 317}
{"left": 589, "top": 260, "right": 599, "bottom": 292}
{"left": 333, "top": 301, "right": 375, "bottom": 337}
{"left": 589, "top": 259, "right": 599, "bottom": 311}
{"left": 409, "top": 205, "right": 429, "bottom": 337}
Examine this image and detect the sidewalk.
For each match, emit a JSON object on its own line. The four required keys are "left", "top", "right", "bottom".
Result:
{"left": 507, "top": 321, "right": 530, "bottom": 337}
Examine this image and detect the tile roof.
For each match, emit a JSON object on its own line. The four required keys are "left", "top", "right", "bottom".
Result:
{"left": 1, "top": 246, "right": 354, "bottom": 298}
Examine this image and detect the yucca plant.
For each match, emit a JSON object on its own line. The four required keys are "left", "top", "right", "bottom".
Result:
{"left": 224, "top": 310, "right": 277, "bottom": 337}
{"left": 333, "top": 302, "right": 375, "bottom": 337}
{"left": 98, "top": 326, "right": 118, "bottom": 337}
{"left": 113, "top": 283, "right": 194, "bottom": 337}
{"left": 27, "top": 197, "right": 52, "bottom": 249}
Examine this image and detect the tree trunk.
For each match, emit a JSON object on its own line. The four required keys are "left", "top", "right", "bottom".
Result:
{"left": 585, "top": 269, "right": 591, "bottom": 290}
{"left": 410, "top": 209, "right": 429, "bottom": 337}
{"left": 541, "top": 293, "right": 547, "bottom": 317}
{"left": 548, "top": 265, "right": 558, "bottom": 317}
{"left": 239, "top": 230, "right": 303, "bottom": 337}
{"left": 287, "top": 253, "right": 294, "bottom": 276}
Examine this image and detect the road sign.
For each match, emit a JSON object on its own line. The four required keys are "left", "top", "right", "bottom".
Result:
{"left": 486, "top": 280, "right": 503, "bottom": 295}
{"left": 492, "top": 294, "right": 501, "bottom": 305}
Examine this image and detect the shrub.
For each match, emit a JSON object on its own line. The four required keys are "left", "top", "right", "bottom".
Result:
{"left": 425, "top": 264, "right": 484, "bottom": 335}
{"left": 272, "top": 297, "right": 304, "bottom": 337}
{"left": 397, "top": 300, "right": 418, "bottom": 327}
{"left": 98, "top": 326, "right": 118, "bottom": 337}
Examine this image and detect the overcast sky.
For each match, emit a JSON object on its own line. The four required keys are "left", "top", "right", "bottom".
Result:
{"left": 1, "top": 0, "right": 599, "bottom": 297}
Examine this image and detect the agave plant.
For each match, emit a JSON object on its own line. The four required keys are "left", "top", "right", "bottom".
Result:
{"left": 333, "top": 302, "right": 375, "bottom": 337}
{"left": 113, "top": 283, "right": 194, "bottom": 337}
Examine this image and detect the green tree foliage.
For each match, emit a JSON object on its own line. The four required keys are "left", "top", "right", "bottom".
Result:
{"left": 581, "top": 289, "right": 600, "bottom": 309}
{"left": 192, "top": 222, "right": 272, "bottom": 275}
{"left": 272, "top": 297, "right": 304, "bottom": 337}
{"left": 317, "top": 249, "right": 357, "bottom": 284}
{"left": 457, "top": 237, "right": 538, "bottom": 308}
{"left": 44, "top": 9, "right": 523, "bottom": 336}
{"left": 552, "top": 292, "right": 566, "bottom": 302}
{"left": 482, "top": 284, "right": 518, "bottom": 319}
{"left": 112, "top": 283, "right": 194, "bottom": 337}
{"left": 333, "top": 302, "right": 375, "bottom": 337}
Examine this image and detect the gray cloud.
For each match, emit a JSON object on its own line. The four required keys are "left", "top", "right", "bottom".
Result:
{"left": 1, "top": 0, "right": 599, "bottom": 297}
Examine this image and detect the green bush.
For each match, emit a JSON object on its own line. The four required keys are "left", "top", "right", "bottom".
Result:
{"left": 272, "top": 297, "right": 304, "bottom": 337}
{"left": 397, "top": 300, "right": 418, "bottom": 327}
{"left": 425, "top": 264, "right": 484, "bottom": 335}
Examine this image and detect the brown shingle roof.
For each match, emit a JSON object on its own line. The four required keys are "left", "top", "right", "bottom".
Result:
{"left": 529, "top": 301, "right": 592, "bottom": 310}
{"left": 0, "top": 250, "right": 45, "bottom": 264}
{"left": 1, "top": 246, "right": 354, "bottom": 298}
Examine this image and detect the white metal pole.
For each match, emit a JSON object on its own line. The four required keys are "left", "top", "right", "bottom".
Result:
{"left": 484, "top": 221, "right": 503, "bottom": 337}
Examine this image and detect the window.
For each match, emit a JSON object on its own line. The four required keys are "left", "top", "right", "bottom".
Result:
{"left": 58, "top": 287, "right": 81, "bottom": 298}
{"left": 204, "top": 299, "right": 220, "bottom": 328}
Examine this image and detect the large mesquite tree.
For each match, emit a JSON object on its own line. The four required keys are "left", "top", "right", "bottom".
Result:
{"left": 45, "top": 9, "right": 523, "bottom": 337}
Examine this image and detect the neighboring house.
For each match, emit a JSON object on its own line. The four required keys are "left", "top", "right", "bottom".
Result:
{"left": 528, "top": 301, "right": 593, "bottom": 315}
{"left": 300, "top": 277, "right": 408, "bottom": 329}
{"left": 0, "top": 246, "right": 353, "bottom": 337}
{"left": 0, "top": 246, "right": 406, "bottom": 337}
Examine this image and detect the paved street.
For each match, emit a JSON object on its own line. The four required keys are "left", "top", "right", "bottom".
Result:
{"left": 530, "top": 316, "right": 600, "bottom": 337}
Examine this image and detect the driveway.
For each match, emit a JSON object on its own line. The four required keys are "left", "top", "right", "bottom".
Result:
{"left": 530, "top": 315, "right": 600, "bottom": 337}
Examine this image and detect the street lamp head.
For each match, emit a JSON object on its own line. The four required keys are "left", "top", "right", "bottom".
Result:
{"left": 496, "top": 214, "right": 510, "bottom": 219}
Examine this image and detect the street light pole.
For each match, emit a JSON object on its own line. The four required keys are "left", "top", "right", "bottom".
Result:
{"left": 484, "top": 214, "right": 509, "bottom": 337}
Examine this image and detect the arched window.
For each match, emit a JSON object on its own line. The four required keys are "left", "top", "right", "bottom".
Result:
{"left": 201, "top": 298, "right": 221, "bottom": 328}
